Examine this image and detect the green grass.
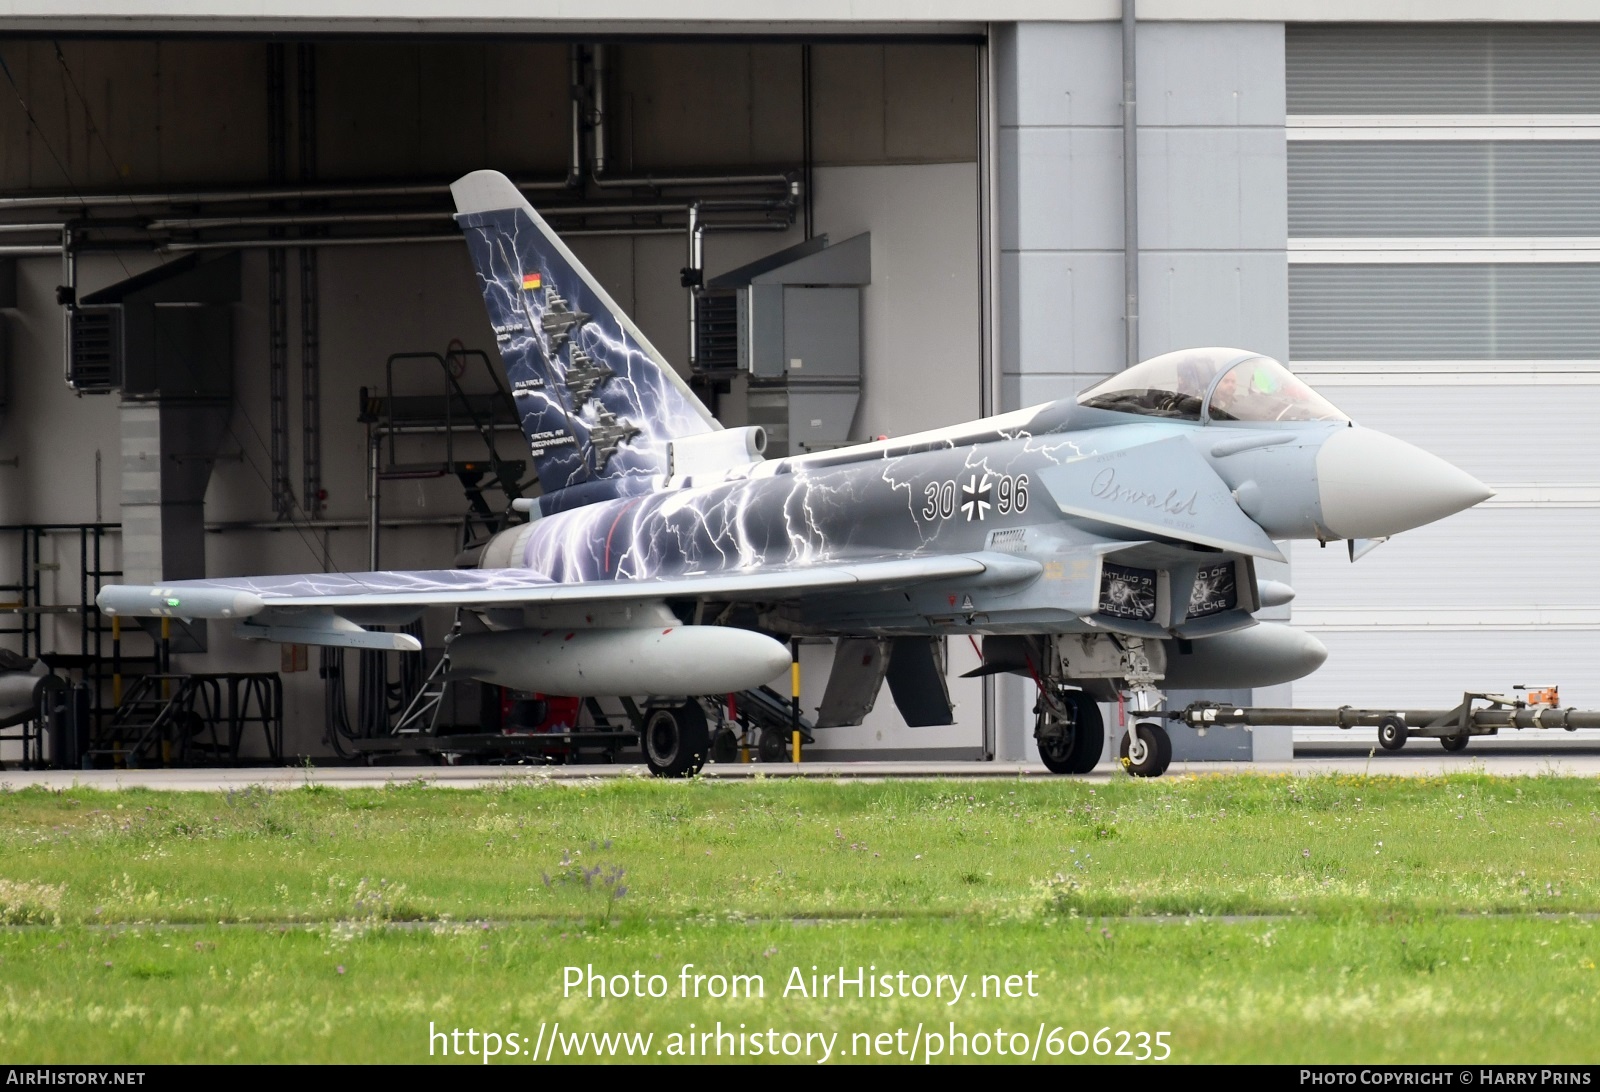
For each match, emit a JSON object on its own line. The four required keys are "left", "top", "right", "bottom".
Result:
{"left": 1, "top": 773, "right": 1598, "bottom": 1063}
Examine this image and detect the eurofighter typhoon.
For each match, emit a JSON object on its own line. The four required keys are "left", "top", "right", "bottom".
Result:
{"left": 97, "top": 170, "right": 1493, "bottom": 778}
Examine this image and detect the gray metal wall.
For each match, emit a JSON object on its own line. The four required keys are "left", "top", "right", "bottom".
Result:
{"left": 1286, "top": 24, "right": 1600, "bottom": 731}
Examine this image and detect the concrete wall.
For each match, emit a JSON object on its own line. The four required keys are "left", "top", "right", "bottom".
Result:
{"left": 994, "top": 20, "right": 1286, "bottom": 405}
{"left": 991, "top": 20, "right": 1290, "bottom": 761}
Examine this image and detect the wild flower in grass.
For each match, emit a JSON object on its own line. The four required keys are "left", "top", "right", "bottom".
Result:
{"left": 0, "top": 879, "right": 65, "bottom": 925}
{"left": 543, "top": 849, "right": 629, "bottom": 923}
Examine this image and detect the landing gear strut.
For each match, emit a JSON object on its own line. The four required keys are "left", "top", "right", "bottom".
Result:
{"left": 1034, "top": 686, "right": 1105, "bottom": 775}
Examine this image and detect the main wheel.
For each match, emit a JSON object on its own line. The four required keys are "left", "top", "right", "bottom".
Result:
{"left": 1440, "top": 732, "right": 1470, "bottom": 753}
{"left": 1119, "top": 721, "right": 1172, "bottom": 778}
{"left": 1036, "top": 690, "right": 1105, "bottom": 775}
{"left": 1377, "top": 715, "right": 1408, "bottom": 751}
{"left": 757, "top": 727, "right": 789, "bottom": 763}
{"left": 642, "top": 702, "right": 710, "bottom": 778}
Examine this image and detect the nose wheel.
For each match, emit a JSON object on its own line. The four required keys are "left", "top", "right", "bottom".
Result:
{"left": 1119, "top": 720, "right": 1172, "bottom": 778}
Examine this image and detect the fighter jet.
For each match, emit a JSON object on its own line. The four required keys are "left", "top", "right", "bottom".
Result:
{"left": 97, "top": 170, "right": 1493, "bottom": 778}
{"left": 538, "top": 288, "right": 590, "bottom": 353}
{"left": 585, "top": 407, "right": 641, "bottom": 471}
{"left": 565, "top": 347, "right": 614, "bottom": 412}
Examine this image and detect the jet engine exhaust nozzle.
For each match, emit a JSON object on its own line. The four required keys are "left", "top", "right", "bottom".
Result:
{"left": 1315, "top": 427, "right": 1493, "bottom": 541}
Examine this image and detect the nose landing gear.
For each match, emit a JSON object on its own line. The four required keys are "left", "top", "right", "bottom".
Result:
{"left": 1119, "top": 720, "right": 1172, "bottom": 778}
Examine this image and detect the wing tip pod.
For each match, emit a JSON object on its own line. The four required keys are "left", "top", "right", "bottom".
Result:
{"left": 97, "top": 585, "right": 265, "bottom": 620}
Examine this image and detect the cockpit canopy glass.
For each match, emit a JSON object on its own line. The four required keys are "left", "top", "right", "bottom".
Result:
{"left": 1076, "top": 348, "right": 1349, "bottom": 424}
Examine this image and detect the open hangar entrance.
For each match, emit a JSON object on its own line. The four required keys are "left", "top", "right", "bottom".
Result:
{"left": 0, "top": 32, "right": 990, "bottom": 763}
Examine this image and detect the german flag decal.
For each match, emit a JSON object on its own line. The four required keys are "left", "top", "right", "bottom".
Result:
{"left": 522, "top": 271, "right": 542, "bottom": 291}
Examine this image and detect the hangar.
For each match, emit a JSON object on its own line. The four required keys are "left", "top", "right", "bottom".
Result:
{"left": 0, "top": 2, "right": 1591, "bottom": 768}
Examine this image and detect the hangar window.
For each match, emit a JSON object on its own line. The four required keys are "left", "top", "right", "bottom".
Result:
{"left": 1077, "top": 348, "right": 1348, "bottom": 424}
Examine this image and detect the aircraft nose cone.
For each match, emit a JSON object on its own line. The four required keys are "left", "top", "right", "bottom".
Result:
{"left": 1316, "top": 427, "right": 1493, "bottom": 540}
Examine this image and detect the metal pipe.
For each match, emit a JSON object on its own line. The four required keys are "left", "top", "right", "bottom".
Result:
{"left": 147, "top": 210, "right": 449, "bottom": 231}
{"left": 592, "top": 43, "right": 608, "bottom": 179}
{"left": 686, "top": 201, "right": 701, "bottom": 369}
{"left": 60, "top": 225, "right": 74, "bottom": 390}
{"left": 1169, "top": 704, "right": 1600, "bottom": 731}
{"left": 0, "top": 244, "right": 66, "bottom": 256}
{"left": 568, "top": 43, "right": 584, "bottom": 189}
{"left": 161, "top": 234, "right": 464, "bottom": 252}
{"left": 0, "top": 178, "right": 573, "bottom": 212}
{"left": 979, "top": 29, "right": 1001, "bottom": 762}
{"left": 144, "top": 200, "right": 777, "bottom": 232}
{"left": 593, "top": 169, "right": 800, "bottom": 191}
{"left": 298, "top": 42, "right": 324, "bottom": 525}
{"left": 366, "top": 427, "right": 381, "bottom": 570}
{"left": 802, "top": 44, "right": 814, "bottom": 240}
{"left": 695, "top": 222, "right": 791, "bottom": 235}
{"left": 584, "top": 41, "right": 798, "bottom": 192}
{"left": 205, "top": 516, "right": 463, "bottom": 532}
{"left": 156, "top": 225, "right": 781, "bottom": 253}
{"left": 1121, "top": 0, "right": 1139, "bottom": 370}
{"left": 0, "top": 222, "right": 64, "bottom": 234}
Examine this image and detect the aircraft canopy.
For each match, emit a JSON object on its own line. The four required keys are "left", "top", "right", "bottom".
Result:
{"left": 1077, "top": 348, "right": 1349, "bottom": 424}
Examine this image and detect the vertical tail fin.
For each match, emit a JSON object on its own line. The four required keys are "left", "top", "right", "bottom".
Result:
{"left": 451, "top": 170, "right": 717, "bottom": 498}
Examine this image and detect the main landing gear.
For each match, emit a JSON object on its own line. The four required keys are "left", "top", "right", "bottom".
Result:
{"left": 1033, "top": 683, "right": 1173, "bottom": 777}
{"left": 1034, "top": 686, "right": 1105, "bottom": 775}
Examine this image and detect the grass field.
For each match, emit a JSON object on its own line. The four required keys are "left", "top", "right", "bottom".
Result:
{"left": 1, "top": 772, "right": 1597, "bottom": 1063}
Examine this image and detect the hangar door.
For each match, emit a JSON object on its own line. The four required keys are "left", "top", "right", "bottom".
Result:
{"left": 1284, "top": 25, "right": 1600, "bottom": 732}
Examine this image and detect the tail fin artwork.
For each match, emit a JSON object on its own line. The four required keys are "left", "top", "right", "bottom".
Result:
{"left": 451, "top": 170, "right": 718, "bottom": 502}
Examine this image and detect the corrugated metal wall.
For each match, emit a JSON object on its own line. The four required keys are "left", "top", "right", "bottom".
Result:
{"left": 1286, "top": 25, "right": 1600, "bottom": 733}
{"left": 1290, "top": 142, "right": 1600, "bottom": 236}
{"left": 1287, "top": 25, "right": 1600, "bottom": 114}
{"left": 1290, "top": 265, "right": 1600, "bottom": 359}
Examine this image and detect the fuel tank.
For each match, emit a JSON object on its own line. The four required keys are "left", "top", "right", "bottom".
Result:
{"left": 1162, "top": 622, "right": 1328, "bottom": 690}
{"left": 447, "top": 625, "right": 792, "bottom": 697}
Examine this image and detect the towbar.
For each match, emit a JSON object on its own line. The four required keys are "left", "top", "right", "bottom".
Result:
{"left": 1171, "top": 698, "right": 1600, "bottom": 733}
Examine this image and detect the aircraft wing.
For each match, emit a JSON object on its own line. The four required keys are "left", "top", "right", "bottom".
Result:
{"left": 96, "top": 553, "right": 1041, "bottom": 649}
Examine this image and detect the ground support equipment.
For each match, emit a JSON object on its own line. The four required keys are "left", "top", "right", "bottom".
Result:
{"left": 1166, "top": 690, "right": 1600, "bottom": 754}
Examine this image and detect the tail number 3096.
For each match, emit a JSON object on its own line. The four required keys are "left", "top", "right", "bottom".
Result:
{"left": 922, "top": 473, "right": 1029, "bottom": 523}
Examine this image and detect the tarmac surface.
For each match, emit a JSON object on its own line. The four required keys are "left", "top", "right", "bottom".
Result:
{"left": 4, "top": 748, "right": 1600, "bottom": 791}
